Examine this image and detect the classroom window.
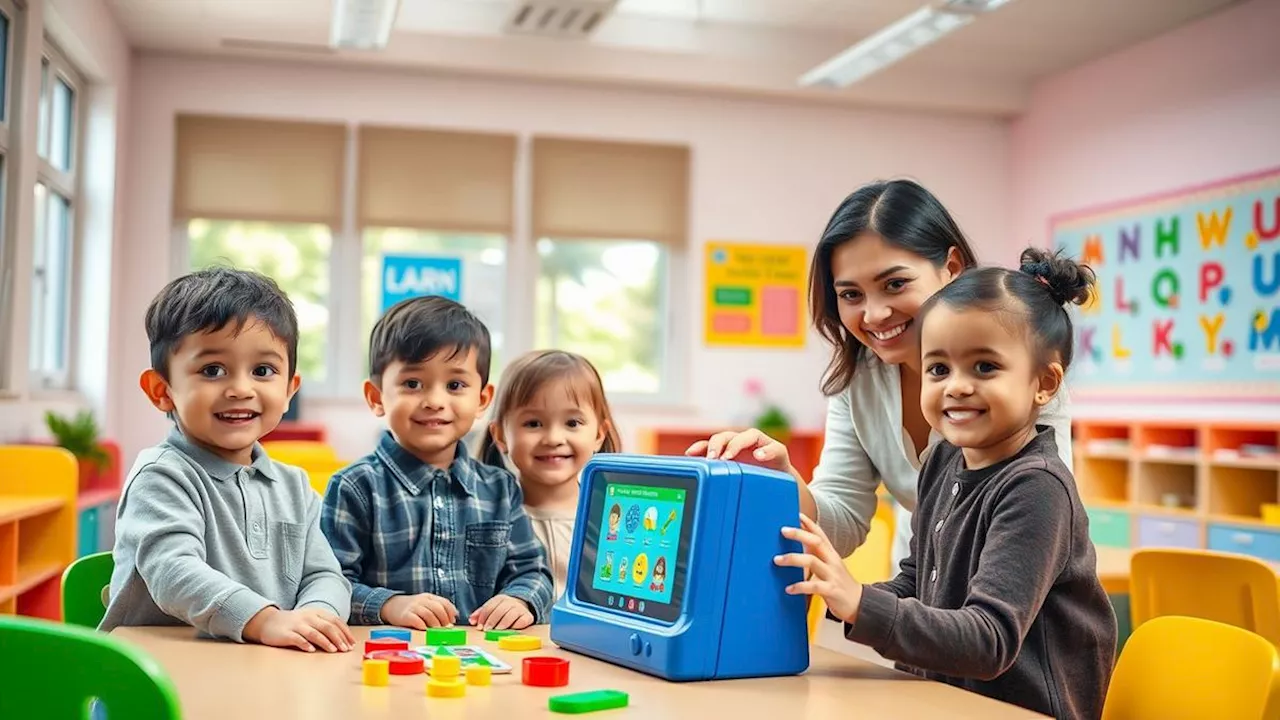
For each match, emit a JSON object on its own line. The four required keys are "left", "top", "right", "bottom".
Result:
{"left": 187, "top": 220, "right": 333, "bottom": 385}
{"left": 531, "top": 136, "right": 688, "bottom": 401}
{"left": 28, "top": 41, "right": 81, "bottom": 389}
{"left": 535, "top": 238, "right": 669, "bottom": 395}
{"left": 0, "top": 0, "right": 13, "bottom": 389}
{"left": 361, "top": 228, "right": 508, "bottom": 377}
{"left": 29, "top": 184, "right": 72, "bottom": 380}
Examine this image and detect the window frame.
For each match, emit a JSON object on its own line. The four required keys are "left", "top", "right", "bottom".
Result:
{"left": 174, "top": 219, "right": 342, "bottom": 397}
{"left": 169, "top": 128, "right": 691, "bottom": 408}
{"left": 28, "top": 38, "right": 84, "bottom": 391}
{"left": 532, "top": 235, "right": 686, "bottom": 407}
{"left": 0, "top": 0, "right": 18, "bottom": 392}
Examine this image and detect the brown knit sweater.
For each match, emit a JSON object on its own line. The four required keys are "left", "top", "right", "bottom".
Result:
{"left": 846, "top": 427, "right": 1117, "bottom": 720}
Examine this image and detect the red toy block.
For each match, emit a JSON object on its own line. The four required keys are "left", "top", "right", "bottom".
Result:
{"left": 522, "top": 656, "right": 570, "bottom": 687}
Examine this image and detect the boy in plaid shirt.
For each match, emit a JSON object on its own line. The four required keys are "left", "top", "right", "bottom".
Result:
{"left": 321, "top": 296, "right": 552, "bottom": 629}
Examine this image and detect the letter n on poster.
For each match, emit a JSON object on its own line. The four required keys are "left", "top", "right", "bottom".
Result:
{"left": 704, "top": 242, "right": 807, "bottom": 348}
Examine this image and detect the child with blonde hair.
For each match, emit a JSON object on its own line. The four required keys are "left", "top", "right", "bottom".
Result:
{"left": 480, "top": 350, "right": 620, "bottom": 598}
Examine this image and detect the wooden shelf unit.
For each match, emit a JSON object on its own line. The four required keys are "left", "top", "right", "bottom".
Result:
{"left": 0, "top": 446, "right": 78, "bottom": 619}
{"left": 76, "top": 439, "right": 122, "bottom": 558}
{"left": 636, "top": 427, "right": 825, "bottom": 482}
{"left": 1074, "top": 420, "right": 1280, "bottom": 562}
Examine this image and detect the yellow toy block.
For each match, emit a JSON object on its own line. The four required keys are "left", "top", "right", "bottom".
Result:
{"left": 362, "top": 659, "right": 390, "bottom": 687}
{"left": 431, "top": 655, "right": 461, "bottom": 678}
{"left": 498, "top": 635, "right": 542, "bottom": 651}
{"left": 465, "top": 665, "right": 492, "bottom": 686}
{"left": 427, "top": 677, "right": 466, "bottom": 698}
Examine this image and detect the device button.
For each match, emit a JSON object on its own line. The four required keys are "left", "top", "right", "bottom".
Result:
{"left": 629, "top": 633, "right": 642, "bottom": 656}
{"left": 644, "top": 641, "right": 653, "bottom": 657}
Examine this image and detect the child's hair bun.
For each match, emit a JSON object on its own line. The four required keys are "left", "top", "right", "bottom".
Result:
{"left": 1018, "top": 247, "right": 1095, "bottom": 307}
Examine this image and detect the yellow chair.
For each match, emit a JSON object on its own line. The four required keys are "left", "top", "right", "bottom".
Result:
{"left": 1130, "top": 548, "right": 1280, "bottom": 645}
{"left": 807, "top": 499, "right": 895, "bottom": 640}
{"left": 1102, "top": 615, "right": 1280, "bottom": 720}
{"left": 298, "top": 458, "right": 348, "bottom": 497}
{"left": 262, "top": 442, "right": 348, "bottom": 496}
{"left": 261, "top": 441, "right": 338, "bottom": 464}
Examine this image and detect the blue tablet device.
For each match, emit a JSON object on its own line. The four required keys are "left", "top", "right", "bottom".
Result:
{"left": 549, "top": 453, "right": 810, "bottom": 681}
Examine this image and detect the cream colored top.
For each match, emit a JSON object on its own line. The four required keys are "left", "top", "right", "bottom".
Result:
{"left": 810, "top": 354, "right": 1073, "bottom": 565}
{"left": 525, "top": 505, "right": 577, "bottom": 601}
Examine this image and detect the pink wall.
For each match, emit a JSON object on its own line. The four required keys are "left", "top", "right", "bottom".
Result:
{"left": 117, "top": 55, "right": 1012, "bottom": 462}
{"left": 1010, "top": 0, "right": 1280, "bottom": 420}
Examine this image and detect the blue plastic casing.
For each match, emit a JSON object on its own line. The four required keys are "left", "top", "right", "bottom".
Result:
{"left": 549, "top": 453, "right": 809, "bottom": 681}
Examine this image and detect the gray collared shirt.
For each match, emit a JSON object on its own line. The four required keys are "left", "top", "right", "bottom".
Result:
{"left": 99, "top": 429, "right": 351, "bottom": 641}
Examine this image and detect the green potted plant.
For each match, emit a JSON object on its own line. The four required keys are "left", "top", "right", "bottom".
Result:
{"left": 44, "top": 410, "right": 111, "bottom": 490}
{"left": 742, "top": 378, "right": 792, "bottom": 446}
{"left": 754, "top": 404, "right": 792, "bottom": 447}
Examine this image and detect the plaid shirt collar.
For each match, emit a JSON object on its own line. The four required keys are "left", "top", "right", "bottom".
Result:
{"left": 373, "top": 430, "right": 480, "bottom": 498}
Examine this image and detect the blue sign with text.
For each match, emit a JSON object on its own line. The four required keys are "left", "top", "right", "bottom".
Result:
{"left": 381, "top": 255, "right": 462, "bottom": 313}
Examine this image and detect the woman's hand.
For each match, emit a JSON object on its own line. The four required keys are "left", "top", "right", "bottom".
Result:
{"left": 684, "top": 428, "right": 795, "bottom": 476}
{"left": 774, "top": 514, "right": 864, "bottom": 624}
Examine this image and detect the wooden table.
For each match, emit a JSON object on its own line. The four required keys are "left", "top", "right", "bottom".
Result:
{"left": 113, "top": 625, "right": 1047, "bottom": 719}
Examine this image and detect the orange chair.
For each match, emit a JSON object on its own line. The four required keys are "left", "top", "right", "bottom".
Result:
{"left": 1130, "top": 548, "right": 1280, "bottom": 645}
{"left": 1102, "top": 615, "right": 1280, "bottom": 720}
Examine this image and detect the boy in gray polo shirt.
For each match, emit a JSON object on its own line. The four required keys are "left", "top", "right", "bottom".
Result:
{"left": 100, "top": 268, "right": 354, "bottom": 654}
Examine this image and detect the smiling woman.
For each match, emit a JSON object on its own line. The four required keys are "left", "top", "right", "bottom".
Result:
{"left": 686, "top": 179, "right": 1075, "bottom": 566}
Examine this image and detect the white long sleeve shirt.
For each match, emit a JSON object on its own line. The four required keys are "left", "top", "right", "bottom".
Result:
{"left": 808, "top": 354, "right": 1073, "bottom": 565}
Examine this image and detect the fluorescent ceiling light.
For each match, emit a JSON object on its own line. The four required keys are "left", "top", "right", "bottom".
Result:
{"left": 330, "top": 0, "right": 401, "bottom": 50}
{"left": 799, "top": 0, "right": 1016, "bottom": 89}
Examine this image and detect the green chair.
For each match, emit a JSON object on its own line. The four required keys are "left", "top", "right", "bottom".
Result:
{"left": 0, "top": 615, "right": 182, "bottom": 719}
{"left": 62, "top": 551, "right": 114, "bottom": 628}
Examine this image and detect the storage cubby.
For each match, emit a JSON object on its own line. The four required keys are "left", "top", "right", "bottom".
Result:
{"left": 0, "top": 522, "right": 16, "bottom": 585}
{"left": 1078, "top": 422, "right": 1132, "bottom": 459}
{"left": 1075, "top": 456, "right": 1130, "bottom": 504}
{"left": 1075, "top": 420, "right": 1280, "bottom": 562}
{"left": 1206, "top": 465, "right": 1280, "bottom": 521}
{"left": 1207, "top": 425, "right": 1280, "bottom": 466}
{"left": 1134, "top": 461, "right": 1198, "bottom": 511}
{"left": 0, "top": 446, "right": 78, "bottom": 620}
{"left": 1135, "top": 423, "right": 1199, "bottom": 462}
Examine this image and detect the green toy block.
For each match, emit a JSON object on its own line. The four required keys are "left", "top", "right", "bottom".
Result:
{"left": 549, "top": 690, "right": 629, "bottom": 714}
{"left": 484, "top": 629, "right": 519, "bottom": 641}
{"left": 425, "top": 627, "right": 467, "bottom": 646}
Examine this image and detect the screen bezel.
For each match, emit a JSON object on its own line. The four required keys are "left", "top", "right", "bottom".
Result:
{"left": 573, "top": 469, "right": 698, "bottom": 624}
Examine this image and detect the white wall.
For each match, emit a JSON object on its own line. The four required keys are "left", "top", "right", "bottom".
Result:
{"left": 1010, "top": 0, "right": 1280, "bottom": 422}
{"left": 0, "top": 0, "right": 131, "bottom": 441}
{"left": 117, "top": 54, "right": 1013, "bottom": 462}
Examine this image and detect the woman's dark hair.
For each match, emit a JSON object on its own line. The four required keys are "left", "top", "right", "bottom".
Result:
{"left": 919, "top": 247, "right": 1096, "bottom": 370}
{"left": 810, "top": 179, "right": 979, "bottom": 396}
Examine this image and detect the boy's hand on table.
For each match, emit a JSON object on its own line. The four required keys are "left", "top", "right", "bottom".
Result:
{"left": 243, "top": 606, "right": 355, "bottom": 653}
{"left": 469, "top": 594, "right": 534, "bottom": 630}
{"left": 381, "top": 593, "right": 459, "bottom": 629}
{"left": 774, "top": 514, "right": 865, "bottom": 625}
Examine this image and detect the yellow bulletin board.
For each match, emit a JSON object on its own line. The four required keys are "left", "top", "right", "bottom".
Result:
{"left": 704, "top": 242, "right": 808, "bottom": 348}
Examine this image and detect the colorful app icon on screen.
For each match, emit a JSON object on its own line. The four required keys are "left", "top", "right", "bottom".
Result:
{"left": 643, "top": 506, "right": 658, "bottom": 531}
{"left": 632, "top": 553, "right": 649, "bottom": 585}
